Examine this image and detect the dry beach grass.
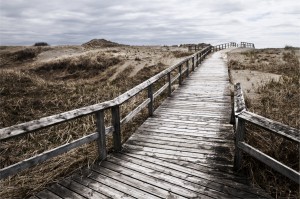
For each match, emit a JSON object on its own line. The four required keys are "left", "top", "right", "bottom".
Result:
{"left": 0, "top": 40, "right": 195, "bottom": 198}
{"left": 228, "top": 46, "right": 300, "bottom": 199}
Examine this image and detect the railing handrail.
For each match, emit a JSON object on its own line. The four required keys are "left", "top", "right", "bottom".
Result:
{"left": 232, "top": 83, "right": 300, "bottom": 184}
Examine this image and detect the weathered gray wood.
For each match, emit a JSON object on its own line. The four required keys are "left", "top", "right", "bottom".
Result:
{"left": 72, "top": 174, "right": 135, "bottom": 199}
{"left": 92, "top": 166, "right": 177, "bottom": 199}
{"left": 59, "top": 178, "right": 109, "bottom": 199}
{"left": 147, "top": 84, "right": 153, "bottom": 116}
{"left": 167, "top": 72, "right": 172, "bottom": 97}
{"left": 0, "top": 100, "right": 114, "bottom": 141}
{"left": 192, "top": 57, "right": 195, "bottom": 71}
{"left": 0, "top": 132, "right": 98, "bottom": 180}
{"left": 95, "top": 111, "right": 106, "bottom": 161}
{"left": 36, "top": 189, "right": 62, "bottom": 199}
{"left": 186, "top": 60, "right": 189, "bottom": 77}
{"left": 107, "top": 156, "right": 233, "bottom": 199}
{"left": 178, "top": 64, "right": 182, "bottom": 85}
{"left": 100, "top": 161, "right": 206, "bottom": 198}
{"left": 111, "top": 105, "right": 122, "bottom": 151}
{"left": 234, "top": 83, "right": 246, "bottom": 113}
{"left": 120, "top": 98, "right": 150, "bottom": 125}
{"left": 234, "top": 119, "right": 245, "bottom": 171}
{"left": 47, "top": 183, "right": 85, "bottom": 199}
{"left": 238, "top": 111, "right": 300, "bottom": 143}
{"left": 238, "top": 142, "right": 300, "bottom": 184}
{"left": 113, "top": 154, "right": 267, "bottom": 198}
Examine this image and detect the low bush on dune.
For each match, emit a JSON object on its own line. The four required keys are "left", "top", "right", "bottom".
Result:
{"left": 33, "top": 53, "right": 122, "bottom": 79}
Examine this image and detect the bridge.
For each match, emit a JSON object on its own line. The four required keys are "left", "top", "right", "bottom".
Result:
{"left": 1, "top": 42, "right": 299, "bottom": 198}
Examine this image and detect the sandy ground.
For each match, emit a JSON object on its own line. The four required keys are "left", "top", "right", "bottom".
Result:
{"left": 221, "top": 48, "right": 282, "bottom": 99}
{"left": 1, "top": 44, "right": 190, "bottom": 80}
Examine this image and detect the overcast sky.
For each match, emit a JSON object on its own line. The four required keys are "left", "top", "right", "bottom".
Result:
{"left": 0, "top": 0, "right": 299, "bottom": 48}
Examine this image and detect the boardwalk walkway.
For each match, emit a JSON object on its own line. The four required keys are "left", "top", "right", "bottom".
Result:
{"left": 31, "top": 50, "right": 271, "bottom": 199}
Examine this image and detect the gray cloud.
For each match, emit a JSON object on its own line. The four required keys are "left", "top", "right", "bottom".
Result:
{"left": 0, "top": 0, "right": 299, "bottom": 47}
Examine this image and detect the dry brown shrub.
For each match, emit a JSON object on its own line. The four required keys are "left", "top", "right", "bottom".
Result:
{"left": 0, "top": 54, "right": 171, "bottom": 198}
{"left": 172, "top": 50, "right": 194, "bottom": 58}
{"left": 229, "top": 48, "right": 300, "bottom": 198}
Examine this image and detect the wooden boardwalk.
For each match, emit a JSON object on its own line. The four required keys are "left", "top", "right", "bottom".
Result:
{"left": 31, "top": 50, "right": 271, "bottom": 199}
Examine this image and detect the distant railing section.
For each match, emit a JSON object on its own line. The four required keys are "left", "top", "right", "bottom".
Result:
{"left": 212, "top": 42, "right": 238, "bottom": 52}
{"left": 231, "top": 83, "right": 300, "bottom": 184}
{"left": 0, "top": 45, "right": 215, "bottom": 180}
{"left": 187, "top": 44, "right": 210, "bottom": 52}
{"left": 240, "top": 42, "right": 255, "bottom": 48}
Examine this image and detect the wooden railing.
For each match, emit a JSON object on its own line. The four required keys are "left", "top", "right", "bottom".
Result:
{"left": 0, "top": 45, "right": 220, "bottom": 180}
{"left": 231, "top": 83, "right": 300, "bottom": 184}
{"left": 212, "top": 42, "right": 238, "bottom": 51}
{"left": 240, "top": 42, "right": 255, "bottom": 48}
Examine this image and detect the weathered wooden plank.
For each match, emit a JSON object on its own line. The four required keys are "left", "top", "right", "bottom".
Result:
{"left": 100, "top": 161, "right": 209, "bottom": 198}
{"left": 92, "top": 166, "right": 182, "bottom": 199}
{"left": 47, "top": 183, "right": 86, "bottom": 199}
{"left": 120, "top": 98, "right": 150, "bottom": 125}
{"left": 72, "top": 174, "right": 135, "bottom": 199}
{"left": 113, "top": 154, "right": 267, "bottom": 198}
{"left": 0, "top": 132, "right": 98, "bottom": 180}
{"left": 35, "top": 189, "right": 62, "bottom": 199}
{"left": 238, "top": 142, "right": 300, "bottom": 184}
{"left": 107, "top": 156, "right": 233, "bottom": 199}
{"left": 123, "top": 144, "right": 232, "bottom": 164}
{"left": 59, "top": 178, "right": 109, "bottom": 199}
{"left": 130, "top": 133, "right": 234, "bottom": 146}
{"left": 127, "top": 136, "right": 233, "bottom": 152}
{"left": 126, "top": 139, "right": 233, "bottom": 157}
{"left": 238, "top": 111, "right": 300, "bottom": 143}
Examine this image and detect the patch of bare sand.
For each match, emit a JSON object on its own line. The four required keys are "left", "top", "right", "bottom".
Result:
{"left": 230, "top": 70, "right": 281, "bottom": 99}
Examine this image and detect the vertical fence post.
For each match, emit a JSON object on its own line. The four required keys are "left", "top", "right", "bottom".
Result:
{"left": 186, "top": 60, "right": 189, "bottom": 77}
{"left": 179, "top": 64, "right": 182, "bottom": 85}
{"left": 196, "top": 54, "right": 199, "bottom": 66}
{"left": 95, "top": 110, "right": 106, "bottom": 161}
{"left": 167, "top": 72, "right": 172, "bottom": 97}
{"left": 234, "top": 119, "right": 245, "bottom": 170}
{"left": 192, "top": 57, "right": 195, "bottom": 71}
{"left": 111, "top": 105, "right": 122, "bottom": 151}
{"left": 148, "top": 84, "right": 153, "bottom": 116}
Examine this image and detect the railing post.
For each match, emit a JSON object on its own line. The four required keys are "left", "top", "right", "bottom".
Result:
{"left": 111, "top": 105, "right": 122, "bottom": 151}
{"left": 167, "top": 72, "right": 172, "bottom": 97}
{"left": 192, "top": 57, "right": 195, "bottom": 71}
{"left": 95, "top": 110, "right": 106, "bottom": 161}
{"left": 234, "top": 119, "right": 245, "bottom": 171}
{"left": 196, "top": 54, "right": 199, "bottom": 66}
{"left": 148, "top": 84, "right": 153, "bottom": 116}
{"left": 179, "top": 64, "right": 182, "bottom": 85}
{"left": 186, "top": 60, "right": 189, "bottom": 77}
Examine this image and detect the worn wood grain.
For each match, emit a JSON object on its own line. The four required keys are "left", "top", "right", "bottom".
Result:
{"left": 238, "top": 111, "right": 300, "bottom": 143}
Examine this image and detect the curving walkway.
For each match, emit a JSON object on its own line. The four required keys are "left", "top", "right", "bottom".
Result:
{"left": 30, "top": 50, "right": 271, "bottom": 199}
